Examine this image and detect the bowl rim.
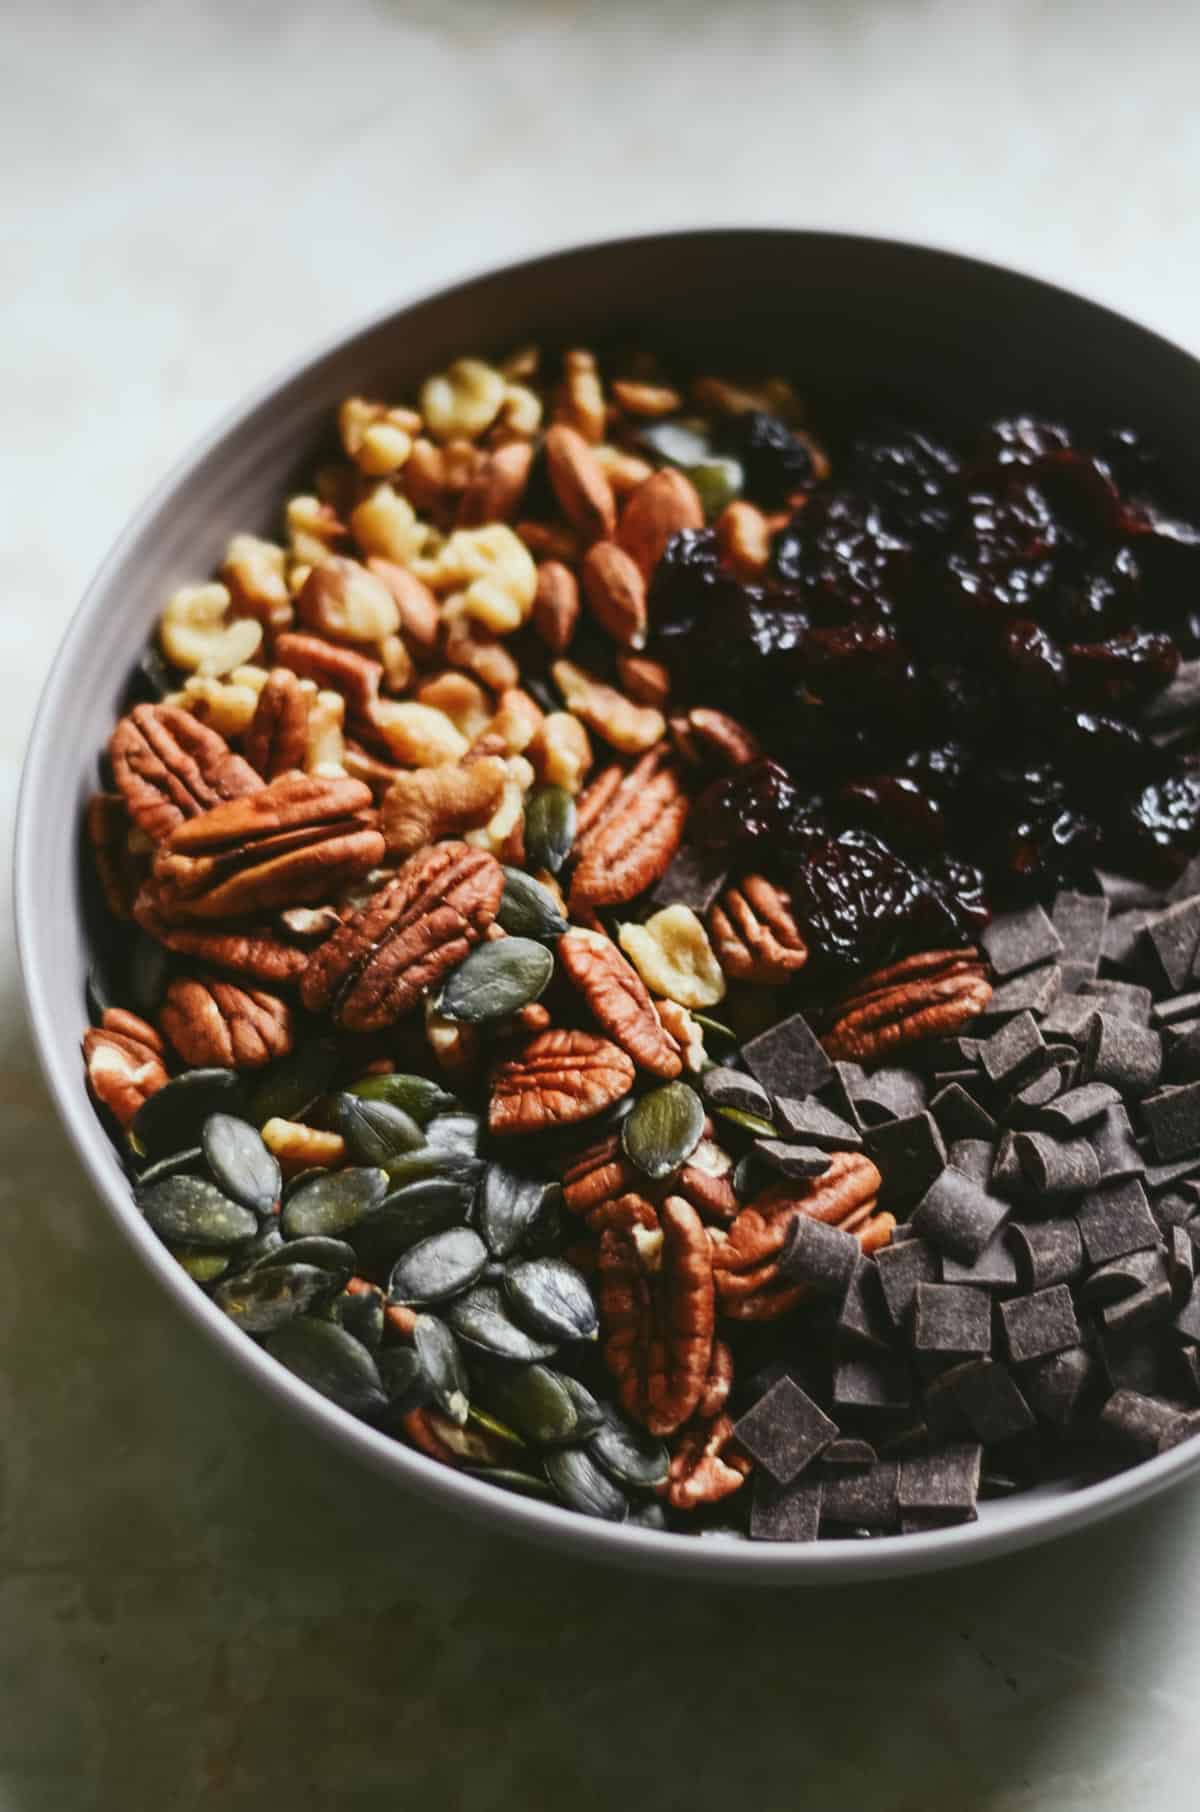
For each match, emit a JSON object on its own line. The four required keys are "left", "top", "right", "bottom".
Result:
{"left": 17, "top": 224, "right": 1200, "bottom": 1583}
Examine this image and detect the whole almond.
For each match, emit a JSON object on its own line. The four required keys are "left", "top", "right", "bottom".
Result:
{"left": 616, "top": 468, "right": 705, "bottom": 582}
{"left": 715, "top": 500, "right": 771, "bottom": 577}
{"left": 457, "top": 440, "right": 534, "bottom": 527}
{"left": 617, "top": 653, "right": 671, "bottom": 709}
{"left": 610, "top": 379, "right": 684, "bottom": 418}
{"left": 581, "top": 541, "right": 648, "bottom": 649}
{"left": 532, "top": 560, "right": 581, "bottom": 653}
{"left": 544, "top": 423, "right": 617, "bottom": 542}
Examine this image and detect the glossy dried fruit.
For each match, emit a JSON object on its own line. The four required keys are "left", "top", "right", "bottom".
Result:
{"left": 488, "top": 1029, "right": 636, "bottom": 1136}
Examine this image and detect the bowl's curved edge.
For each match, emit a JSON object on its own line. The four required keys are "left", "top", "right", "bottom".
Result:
{"left": 16, "top": 225, "right": 1200, "bottom": 1584}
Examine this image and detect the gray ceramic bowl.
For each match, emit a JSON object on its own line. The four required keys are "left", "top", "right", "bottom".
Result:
{"left": 17, "top": 230, "right": 1200, "bottom": 1582}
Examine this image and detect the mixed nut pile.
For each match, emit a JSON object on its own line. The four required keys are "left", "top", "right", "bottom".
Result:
{"left": 80, "top": 342, "right": 1200, "bottom": 1539}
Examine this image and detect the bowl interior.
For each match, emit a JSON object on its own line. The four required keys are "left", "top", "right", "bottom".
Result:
{"left": 19, "top": 229, "right": 1200, "bottom": 1582}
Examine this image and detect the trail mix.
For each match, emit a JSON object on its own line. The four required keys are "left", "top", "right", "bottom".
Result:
{"left": 80, "top": 343, "right": 1200, "bottom": 1539}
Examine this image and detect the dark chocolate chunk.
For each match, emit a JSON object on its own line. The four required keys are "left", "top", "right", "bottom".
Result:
{"left": 1173, "top": 1276, "right": 1200, "bottom": 1343}
{"left": 849, "top": 1067, "right": 927, "bottom": 1126}
{"left": 913, "top": 1282, "right": 992, "bottom": 1358}
{"left": 1058, "top": 962, "right": 1097, "bottom": 995}
{"left": 1087, "top": 1103, "right": 1146, "bottom": 1180}
{"left": 1081, "top": 1247, "right": 1169, "bottom": 1306}
{"left": 1152, "top": 1191, "right": 1196, "bottom": 1232}
{"left": 819, "top": 1460, "right": 900, "bottom": 1529}
{"left": 1011, "top": 1067, "right": 1062, "bottom": 1112}
{"left": 981, "top": 964, "right": 1062, "bottom": 1020}
{"left": 1143, "top": 661, "right": 1200, "bottom": 733}
{"left": 1144, "top": 1154, "right": 1200, "bottom": 1191}
{"left": 947, "top": 1139, "right": 995, "bottom": 1185}
{"left": 749, "top": 1472, "right": 822, "bottom": 1541}
{"left": 990, "top": 1131, "right": 1025, "bottom": 1199}
{"left": 1166, "top": 852, "right": 1200, "bottom": 903}
{"left": 701, "top": 1066, "right": 774, "bottom": 1121}
{"left": 822, "top": 1437, "right": 877, "bottom": 1467}
{"left": 832, "top": 1352, "right": 912, "bottom": 1411}
{"left": 898, "top": 1442, "right": 983, "bottom": 1516}
{"left": 1033, "top": 1082, "right": 1118, "bottom": 1132}
{"left": 1152, "top": 989, "right": 1200, "bottom": 1029}
{"left": 934, "top": 1358, "right": 1036, "bottom": 1444}
{"left": 753, "top": 1139, "right": 831, "bottom": 1180}
{"left": 775, "top": 1213, "right": 859, "bottom": 1297}
{"left": 1099, "top": 1389, "right": 1194, "bottom": 1454}
{"left": 742, "top": 1014, "right": 832, "bottom": 1100}
{"left": 1170, "top": 1223, "right": 1195, "bottom": 1298}
{"left": 1180, "top": 1346, "right": 1200, "bottom": 1400}
{"left": 1077, "top": 1176, "right": 1159, "bottom": 1264}
{"left": 874, "top": 1237, "right": 939, "bottom": 1325}
{"left": 1101, "top": 907, "right": 1158, "bottom": 969}
{"left": 1142, "top": 1082, "right": 1200, "bottom": 1162}
{"left": 1167, "top": 1024, "right": 1200, "bottom": 1083}
{"left": 1078, "top": 979, "right": 1153, "bottom": 1025}
{"left": 910, "top": 1166, "right": 1010, "bottom": 1263}
{"left": 864, "top": 1111, "right": 946, "bottom": 1203}
{"left": 979, "top": 1012, "right": 1047, "bottom": 1088}
{"left": 1052, "top": 891, "right": 1109, "bottom": 968}
{"left": 1100, "top": 1279, "right": 1173, "bottom": 1334}
{"left": 942, "top": 1229, "right": 1019, "bottom": 1291}
{"left": 1021, "top": 1344, "right": 1095, "bottom": 1423}
{"left": 773, "top": 1095, "right": 861, "bottom": 1150}
{"left": 1095, "top": 868, "right": 1163, "bottom": 912}
{"left": 1100, "top": 1329, "right": 1171, "bottom": 1396}
{"left": 1012, "top": 1130, "right": 1100, "bottom": 1197}
{"left": 981, "top": 905, "right": 1063, "bottom": 979}
{"left": 650, "top": 846, "right": 727, "bottom": 915}
{"left": 930, "top": 1082, "right": 996, "bottom": 1143}
{"left": 1041, "top": 996, "right": 1100, "bottom": 1043}
{"left": 731, "top": 1377, "right": 837, "bottom": 1485}
{"left": 999, "top": 1285, "right": 1080, "bottom": 1363}
{"left": 1009, "top": 1216, "right": 1084, "bottom": 1291}
{"left": 1083, "top": 1013, "right": 1162, "bottom": 1096}
{"left": 1143, "top": 898, "right": 1200, "bottom": 992}
{"left": 837, "top": 1260, "right": 893, "bottom": 1351}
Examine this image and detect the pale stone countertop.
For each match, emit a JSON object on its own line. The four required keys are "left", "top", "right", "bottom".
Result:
{"left": 6, "top": 1, "right": 1200, "bottom": 1805}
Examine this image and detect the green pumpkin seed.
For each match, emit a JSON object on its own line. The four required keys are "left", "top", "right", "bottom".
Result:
{"left": 214, "top": 1262, "right": 338, "bottom": 1334}
{"left": 280, "top": 1166, "right": 389, "bottom": 1239}
{"left": 137, "top": 1174, "right": 258, "bottom": 1247}
{"left": 524, "top": 785, "right": 576, "bottom": 874}
{"left": 388, "top": 1227, "right": 488, "bottom": 1307}
{"left": 131, "top": 1069, "right": 246, "bottom": 1161}
{"left": 687, "top": 456, "right": 743, "bottom": 518}
{"left": 170, "top": 1246, "right": 230, "bottom": 1284}
{"left": 544, "top": 1447, "right": 629, "bottom": 1521}
{"left": 436, "top": 938, "right": 554, "bottom": 1024}
{"left": 333, "top": 1093, "right": 425, "bottom": 1165}
{"left": 257, "top": 1233, "right": 355, "bottom": 1276}
{"left": 731, "top": 1153, "right": 761, "bottom": 1200}
{"left": 588, "top": 1409, "right": 670, "bottom": 1490}
{"left": 714, "top": 1105, "right": 777, "bottom": 1138}
{"left": 692, "top": 1014, "right": 737, "bottom": 1043}
{"left": 414, "top": 1406, "right": 524, "bottom": 1466}
{"left": 382, "top": 1148, "right": 484, "bottom": 1191}
{"left": 377, "top": 1346, "right": 432, "bottom": 1415}
{"left": 463, "top": 1465, "right": 555, "bottom": 1502}
{"left": 503, "top": 1259, "right": 597, "bottom": 1343}
{"left": 236, "top": 1224, "right": 287, "bottom": 1269}
{"left": 520, "top": 1183, "right": 567, "bottom": 1259}
{"left": 621, "top": 1082, "right": 705, "bottom": 1181}
{"left": 412, "top": 1315, "right": 469, "bottom": 1424}
{"left": 424, "top": 1113, "right": 481, "bottom": 1156}
{"left": 264, "top": 1317, "right": 386, "bottom": 1418}
{"left": 348, "top": 1178, "right": 475, "bottom": 1273}
{"left": 475, "top": 1364, "right": 599, "bottom": 1447}
{"left": 348, "top": 1072, "right": 458, "bottom": 1125}
{"left": 445, "top": 1285, "right": 558, "bottom": 1363}
{"left": 127, "top": 929, "right": 171, "bottom": 1018}
{"left": 135, "top": 1146, "right": 205, "bottom": 1190}
{"left": 628, "top": 1500, "right": 668, "bottom": 1531}
{"left": 496, "top": 867, "right": 569, "bottom": 941}
{"left": 327, "top": 1281, "right": 385, "bottom": 1351}
{"left": 247, "top": 1039, "right": 339, "bottom": 1127}
{"left": 476, "top": 1164, "right": 549, "bottom": 1260}
{"left": 202, "top": 1113, "right": 281, "bottom": 1215}
{"left": 634, "top": 417, "right": 713, "bottom": 467}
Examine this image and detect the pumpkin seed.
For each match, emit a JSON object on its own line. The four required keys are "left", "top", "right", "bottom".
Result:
{"left": 131, "top": 1068, "right": 246, "bottom": 1161}
{"left": 247, "top": 1039, "right": 339, "bottom": 1127}
{"left": 621, "top": 1081, "right": 705, "bottom": 1181}
{"left": 544, "top": 1447, "right": 629, "bottom": 1521}
{"left": 445, "top": 1285, "right": 557, "bottom": 1363}
{"left": 520, "top": 1183, "right": 567, "bottom": 1259}
{"left": 496, "top": 867, "right": 568, "bottom": 941}
{"left": 560, "top": 1372, "right": 606, "bottom": 1438}
{"left": 281, "top": 1166, "right": 389, "bottom": 1239}
{"left": 475, "top": 1363, "right": 597, "bottom": 1447}
{"left": 348, "top": 1072, "right": 458, "bottom": 1125}
{"left": 333, "top": 1093, "right": 425, "bottom": 1165}
{"left": 633, "top": 417, "right": 713, "bottom": 467}
{"left": 524, "top": 785, "right": 576, "bottom": 874}
{"left": 202, "top": 1113, "right": 281, "bottom": 1215}
{"left": 214, "top": 1262, "right": 337, "bottom": 1334}
{"left": 264, "top": 1317, "right": 387, "bottom": 1418}
{"left": 281, "top": 1166, "right": 326, "bottom": 1201}
{"left": 503, "top": 1259, "right": 597, "bottom": 1343}
{"left": 137, "top": 1174, "right": 258, "bottom": 1247}
{"left": 628, "top": 1500, "right": 668, "bottom": 1531}
{"left": 127, "top": 929, "right": 171, "bottom": 1018}
{"left": 237, "top": 1224, "right": 286, "bottom": 1268}
{"left": 377, "top": 1346, "right": 432, "bottom": 1415}
{"left": 436, "top": 937, "right": 554, "bottom": 1024}
{"left": 388, "top": 1227, "right": 488, "bottom": 1307}
{"left": 589, "top": 1409, "right": 670, "bottom": 1490}
{"left": 463, "top": 1466, "right": 555, "bottom": 1502}
{"left": 135, "top": 1146, "right": 205, "bottom": 1190}
{"left": 257, "top": 1233, "right": 355, "bottom": 1277}
{"left": 170, "top": 1246, "right": 230, "bottom": 1284}
{"left": 348, "top": 1178, "right": 475, "bottom": 1272}
{"left": 476, "top": 1164, "right": 549, "bottom": 1260}
{"left": 382, "top": 1149, "right": 484, "bottom": 1191}
{"left": 327, "top": 1281, "right": 385, "bottom": 1351}
{"left": 412, "top": 1315, "right": 469, "bottom": 1424}
{"left": 424, "top": 1113, "right": 481, "bottom": 1156}
{"left": 692, "top": 1014, "right": 737, "bottom": 1043}
{"left": 732, "top": 1153, "right": 762, "bottom": 1200}
{"left": 714, "top": 1105, "right": 777, "bottom": 1138}
{"left": 687, "top": 456, "right": 743, "bottom": 518}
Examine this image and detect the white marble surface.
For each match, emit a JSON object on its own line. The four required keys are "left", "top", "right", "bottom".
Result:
{"left": 7, "top": 1, "right": 1200, "bottom": 1804}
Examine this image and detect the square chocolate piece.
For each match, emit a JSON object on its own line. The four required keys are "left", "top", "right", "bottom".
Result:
{"left": 650, "top": 846, "right": 728, "bottom": 915}
{"left": 999, "top": 1285, "right": 1081, "bottom": 1363}
{"left": 1077, "top": 1177, "right": 1159, "bottom": 1264}
{"left": 913, "top": 1282, "right": 992, "bottom": 1358}
{"left": 774, "top": 1095, "right": 862, "bottom": 1150}
{"left": 982, "top": 905, "right": 1063, "bottom": 978}
{"left": 742, "top": 1014, "right": 832, "bottom": 1100}
{"left": 936, "top": 1358, "right": 1036, "bottom": 1444}
{"left": 832, "top": 1352, "right": 913, "bottom": 1411}
{"left": 979, "top": 1012, "right": 1047, "bottom": 1088}
{"left": 1051, "top": 890, "right": 1109, "bottom": 968}
{"left": 732, "top": 1377, "right": 837, "bottom": 1485}
{"left": 874, "top": 1237, "right": 939, "bottom": 1325}
{"left": 1143, "top": 898, "right": 1200, "bottom": 993}
{"left": 819, "top": 1460, "right": 900, "bottom": 1529}
{"left": 1142, "top": 1082, "right": 1200, "bottom": 1163}
{"left": 749, "top": 1472, "right": 822, "bottom": 1542}
{"left": 910, "top": 1165, "right": 1010, "bottom": 1264}
{"left": 864, "top": 1110, "right": 946, "bottom": 1204}
{"left": 898, "top": 1442, "right": 983, "bottom": 1516}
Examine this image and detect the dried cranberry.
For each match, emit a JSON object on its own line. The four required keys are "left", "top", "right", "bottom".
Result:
{"left": 994, "top": 619, "right": 1067, "bottom": 706}
{"left": 974, "top": 417, "right": 1072, "bottom": 469}
{"left": 1096, "top": 426, "right": 1167, "bottom": 503}
{"left": 848, "top": 425, "right": 960, "bottom": 542}
{"left": 1028, "top": 452, "right": 1121, "bottom": 548}
{"left": 1050, "top": 545, "right": 1141, "bottom": 640}
{"left": 1065, "top": 631, "right": 1179, "bottom": 712}
{"left": 772, "top": 487, "right": 908, "bottom": 614}
{"left": 1118, "top": 773, "right": 1200, "bottom": 881}
{"left": 648, "top": 530, "right": 727, "bottom": 641}
{"left": 730, "top": 412, "right": 817, "bottom": 508}
{"left": 837, "top": 775, "right": 945, "bottom": 857}
{"left": 690, "top": 759, "right": 798, "bottom": 856}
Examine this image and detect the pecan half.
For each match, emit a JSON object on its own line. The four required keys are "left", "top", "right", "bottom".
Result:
{"left": 109, "top": 704, "right": 263, "bottom": 844}
{"left": 562, "top": 1126, "right": 734, "bottom": 1230}
{"left": 711, "top": 1151, "right": 883, "bottom": 1321}
{"left": 558, "top": 927, "right": 682, "bottom": 1078}
{"left": 666, "top": 1412, "right": 752, "bottom": 1510}
{"left": 86, "top": 792, "right": 147, "bottom": 920}
{"left": 273, "top": 633, "right": 382, "bottom": 721}
{"left": 597, "top": 1194, "right": 715, "bottom": 1436}
{"left": 159, "top": 975, "right": 292, "bottom": 1070}
{"left": 488, "top": 1028, "right": 635, "bottom": 1137}
{"left": 242, "top": 668, "right": 312, "bottom": 779}
{"left": 133, "top": 891, "right": 312, "bottom": 985}
{"left": 823, "top": 947, "right": 992, "bottom": 1065}
{"left": 708, "top": 874, "right": 809, "bottom": 983}
{"left": 302, "top": 842, "right": 503, "bottom": 1030}
{"left": 684, "top": 708, "right": 762, "bottom": 771}
{"left": 82, "top": 1009, "right": 168, "bottom": 1129}
{"left": 149, "top": 773, "right": 383, "bottom": 923}
{"left": 569, "top": 751, "right": 688, "bottom": 911}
